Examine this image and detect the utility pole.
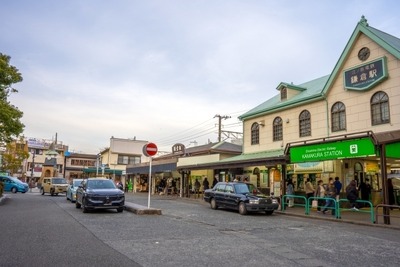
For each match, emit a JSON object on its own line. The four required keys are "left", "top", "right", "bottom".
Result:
{"left": 214, "top": 114, "right": 231, "bottom": 142}
{"left": 30, "top": 150, "right": 35, "bottom": 192}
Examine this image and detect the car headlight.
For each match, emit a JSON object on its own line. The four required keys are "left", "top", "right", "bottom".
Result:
{"left": 249, "top": 199, "right": 259, "bottom": 204}
{"left": 272, "top": 199, "right": 278, "bottom": 204}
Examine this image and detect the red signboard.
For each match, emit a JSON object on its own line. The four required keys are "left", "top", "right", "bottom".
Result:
{"left": 143, "top": 143, "right": 158, "bottom": 157}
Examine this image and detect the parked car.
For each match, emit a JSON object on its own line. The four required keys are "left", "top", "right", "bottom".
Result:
{"left": 40, "top": 177, "right": 69, "bottom": 196}
{"left": 203, "top": 182, "right": 279, "bottom": 215}
{"left": 66, "top": 179, "right": 83, "bottom": 202}
{"left": 0, "top": 175, "right": 29, "bottom": 193}
{"left": 75, "top": 178, "right": 125, "bottom": 213}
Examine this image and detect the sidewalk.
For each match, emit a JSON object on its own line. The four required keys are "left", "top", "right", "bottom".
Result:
{"left": 277, "top": 205, "right": 400, "bottom": 230}
{"left": 125, "top": 191, "right": 400, "bottom": 230}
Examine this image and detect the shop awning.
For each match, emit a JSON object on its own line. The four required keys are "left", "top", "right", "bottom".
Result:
{"left": 126, "top": 162, "right": 177, "bottom": 175}
{"left": 177, "top": 149, "right": 287, "bottom": 171}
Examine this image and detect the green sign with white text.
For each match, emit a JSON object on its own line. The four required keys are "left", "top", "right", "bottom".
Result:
{"left": 290, "top": 138, "right": 376, "bottom": 163}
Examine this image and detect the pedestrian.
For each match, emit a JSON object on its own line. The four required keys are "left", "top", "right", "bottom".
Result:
{"left": 333, "top": 176, "right": 342, "bottom": 201}
{"left": 194, "top": 178, "right": 201, "bottom": 198}
{"left": 346, "top": 180, "right": 359, "bottom": 211}
{"left": 315, "top": 180, "right": 325, "bottom": 212}
{"left": 388, "top": 178, "right": 395, "bottom": 209}
{"left": 305, "top": 178, "right": 315, "bottom": 200}
{"left": 358, "top": 178, "right": 371, "bottom": 206}
{"left": 202, "top": 177, "right": 209, "bottom": 191}
{"left": 322, "top": 177, "right": 336, "bottom": 215}
{"left": 212, "top": 176, "right": 218, "bottom": 188}
{"left": 286, "top": 180, "right": 294, "bottom": 207}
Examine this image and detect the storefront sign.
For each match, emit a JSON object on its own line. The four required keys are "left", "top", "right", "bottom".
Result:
{"left": 344, "top": 57, "right": 387, "bottom": 91}
{"left": 386, "top": 142, "right": 400, "bottom": 159}
{"left": 290, "top": 138, "right": 376, "bottom": 163}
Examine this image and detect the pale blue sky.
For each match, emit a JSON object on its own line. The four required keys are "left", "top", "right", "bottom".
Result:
{"left": 2, "top": 0, "right": 400, "bottom": 153}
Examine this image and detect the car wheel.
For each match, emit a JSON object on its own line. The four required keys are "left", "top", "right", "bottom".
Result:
{"left": 50, "top": 188, "right": 55, "bottom": 196}
{"left": 11, "top": 187, "right": 17, "bottom": 193}
{"left": 210, "top": 198, "right": 218, "bottom": 210}
{"left": 265, "top": 210, "right": 274, "bottom": 215}
{"left": 40, "top": 188, "right": 45, "bottom": 195}
{"left": 82, "top": 199, "right": 88, "bottom": 213}
{"left": 117, "top": 207, "right": 124, "bottom": 213}
{"left": 238, "top": 202, "right": 247, "bottom": 215}
{"left": 75, "top": 201, "right": 81, "bottom": 209}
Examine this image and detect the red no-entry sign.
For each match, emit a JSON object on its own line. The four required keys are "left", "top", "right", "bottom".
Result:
{"left": 143, "top": 142, "right": 158, "bottom": 157}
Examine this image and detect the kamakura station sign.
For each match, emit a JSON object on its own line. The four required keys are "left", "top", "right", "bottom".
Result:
{"left": 290, "top": 138, "right": 376, "bottom": 163}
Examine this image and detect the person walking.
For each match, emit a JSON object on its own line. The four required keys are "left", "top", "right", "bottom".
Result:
{"left": 305, "top": 178, "right": 315, "bottom": 200}
{"left": 358, "top": 178, "right": 371, "bottom": 207}
{"left": 315, "top": 180, "right": 325, "bottom": 212}
{"left": 346, "top": 180, "right": 359, "bottom": 211}
{"left": 194, "top": 178, "right": 201, "bottom": 198}
{"left": 286, "top": 180, "right": 294, "bottom": 208}
{"left": 322, "top": 177, "right": 336, "bottom": 215}
{"left": 212, "top": 176, "right": 219, "bottom": 188}
{"left": 202, "top": 177, "right": 209, "bottom": 191}
{"left": 333, "top": 176, "right": 342, "bottom": 201}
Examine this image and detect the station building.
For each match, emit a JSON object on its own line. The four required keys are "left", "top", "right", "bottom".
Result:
{"left": 177, "top": 16, "right": 400, "bottom": 204}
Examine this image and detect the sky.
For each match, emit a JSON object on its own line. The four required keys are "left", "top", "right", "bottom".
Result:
{"left": 2, "top": 0, "right": 400, "bottom": 154}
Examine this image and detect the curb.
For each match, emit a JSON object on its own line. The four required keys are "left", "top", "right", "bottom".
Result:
{"left": 124, "top": 202, "right": 162, "bottom": 215}
{"left": 275, "top": 210, "right": 400, "bottom": 230}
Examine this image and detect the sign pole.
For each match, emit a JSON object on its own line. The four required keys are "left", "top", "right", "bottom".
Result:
{"left": 143, "top": 142, "right": 158, "bottom": 209}
{"left": 147, "top": 156, "right": 152, "bottom": 209}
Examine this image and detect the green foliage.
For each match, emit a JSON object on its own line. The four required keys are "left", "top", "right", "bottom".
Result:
{"left": 2, "top": 138, "right": 29, "bottom": 175}
{"left": 0, "top": 53, "right": 24, "bottom": 144}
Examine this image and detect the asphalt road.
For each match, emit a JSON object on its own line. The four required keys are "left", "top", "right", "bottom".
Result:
{"left": 1, "top": 191, "right": 400, "bottom": 267}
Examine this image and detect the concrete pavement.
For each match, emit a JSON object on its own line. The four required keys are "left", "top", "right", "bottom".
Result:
{"left": 3, "top": 188, "right": 400, "bottom": 230}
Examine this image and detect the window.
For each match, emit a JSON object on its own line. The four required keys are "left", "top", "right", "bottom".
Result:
{"left": 299, "top": 110, "right": 311, "bottom": 137}
{"left": 371, "top": 91, "right": 390, "bottom": 125}
{"left": 273, "top": 117, "right": 283, "bottom": 141}
{"left": 117, "top": 155, "right": 141, "bottom": 165}
{"left": 251, "top": 123, "right": 260, "bottom": 145}
{"left": 281, "top": 87, "right": 287, "bottom": 100}
{"left": 331, "top": 102, "right": 346, "bottom": 132}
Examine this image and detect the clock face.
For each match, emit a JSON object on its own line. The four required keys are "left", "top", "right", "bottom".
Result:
{"left": 358, "top": 47, "right": 370, "bottom": 61}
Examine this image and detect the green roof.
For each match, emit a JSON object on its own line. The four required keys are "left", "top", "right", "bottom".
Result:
{"left": 239, "top": 16, "right": 400, "bottom": 121}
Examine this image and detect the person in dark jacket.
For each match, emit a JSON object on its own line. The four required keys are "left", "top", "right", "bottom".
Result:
{"left": 212, "top": 176, "right": 219, "bottom": 188}
{"left": 202, "top": 177, "right": 209, "bottom": 191}
{"left": 346, "top": 180, "right": 359, "bottom": 211}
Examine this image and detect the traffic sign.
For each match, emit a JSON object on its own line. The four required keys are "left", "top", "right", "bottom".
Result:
{"left": 143, "top": 142, "right": 158, "bottom": 157}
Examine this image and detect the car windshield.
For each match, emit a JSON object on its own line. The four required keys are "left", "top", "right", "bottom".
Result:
{"left": 86, "top": 179, "right": 116, "bottom": 189}
{"left": 52, "top": 178, "right": 67, "bottom": 184}
{"left": 234, "top": 183, "right": 250, "bottom": 194}
{"left": 73, "top": 180, "right": 82, "bottom": 187}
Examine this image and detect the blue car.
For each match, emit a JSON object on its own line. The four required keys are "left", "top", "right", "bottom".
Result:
{"left": 66, "top": 179, "right": 83, "bottom": 202}
{"left": 0, "top": 175, "right": 29, "bottom": 193}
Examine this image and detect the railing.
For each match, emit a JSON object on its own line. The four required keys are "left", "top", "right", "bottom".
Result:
{"left": 307, "top": 196, "right": 338, "bottom": 218}
{"left": 375, "top": 204, "right": 400, "bottom": 224}
{"left": 281, "top": 195, "right": 375, "bottom": 224}
{"left": 337, "top": 199, "right": 374, "bottom": 223}
{"left": 281, "top": 195, "right": 307, "bottom": 214}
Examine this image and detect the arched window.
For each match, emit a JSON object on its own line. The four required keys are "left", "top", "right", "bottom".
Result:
{"left": 273, "top": 117, "right": 283, "bottom": 141}
{"left": 299, "top": 110, "right": 311, "bottom": 137}
{"left": 331, "top": 102, "right": 346, "bottom": 132}
{"left": 371, "top": 91, "right": 390, "bottom": 125}
{"left": 251, "top": 123, "right": 260, "bottom": 145}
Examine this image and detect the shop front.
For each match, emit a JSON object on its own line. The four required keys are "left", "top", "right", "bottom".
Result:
{"left": 286, "top": 131, "right": 400, "bottom": 208}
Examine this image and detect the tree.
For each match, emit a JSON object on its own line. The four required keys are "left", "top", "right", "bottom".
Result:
{"left": 0, "top": 53, "right": 24, "bottom": 144}
{"left": 1, "top": 137, "right": 29, "bottom": 176}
